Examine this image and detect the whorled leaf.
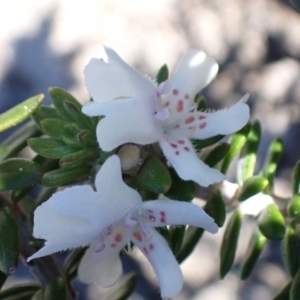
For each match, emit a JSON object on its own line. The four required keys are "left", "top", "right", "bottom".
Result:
{"left": 203, "top": 143, "right": 231, "bottom": 168}
{"left": 291, "top": 269, "right": 300, "bottom": 300}
{"left": 156, "top": 64, "right": 169, "bottom": 84}
{"left": 0, "top": 284, "right": 40, "bottom": 300}
{"left": 0, "top": 94, "right": 44, "bottom": 133}
{"left": 287, "top": 195, "right": 300, "bottom": 218}
{"left": 292, "top": 160, "right": 300, "bottom": 195}
{"left": 238, "top": 176, "right": 269, "bottom": 202}
{"left": 204, "top": 190, "right": 226, "bottom": 227}
{"left": 31, "top": 278, "right": 66, "bottom": 300}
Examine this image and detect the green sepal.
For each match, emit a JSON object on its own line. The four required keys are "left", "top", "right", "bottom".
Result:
{"left": 0, "top": 271, "right": 6, "bottom": 290}
{"left": 193, "top": 135, "right": 224, "bottom": 151}
{"left": 0, "top": 94, "right": 44, "bottom": 133}
{"left": 204, "top": 190, "right": 226, "bottom": 227}
{"left": 195, "top": 95, "right": 207, "bottom": 111}
{"left": 59, "top": 148, "right": 98, "bottom": 168}
{"left": 290, "top": 269, "right": 300, "bottom": 300}
{"left": 258, "top": 203, "right": 285, "bottom": 240}
{"left": 164, "top": 168, "right": 196, "bottom": 201}
{"left": 32, "top": 106, "right": 63, "bottom": 131}
{"left": 0, "top": 284, "right": 40, "bottom": 300}
{"left": 176, "top": 226, "right": 204, "bottom": 263}
{"left": 203, "top": 143, "right": 231, "bottom": 168}
{"left": 272, "top": 281, "right": 292, "bottom": 300}
{"left": 263, "top": 138, "right": 283, "bottom": 192}
{"left": 41, "top": 165, "right": 91, "bottom": 187}
{"left": 292, "top": 161, "right": 300, "bottom": 195}
{"left": 282, "top": 221, "right": 300, "bottom": 278}
{"left": 156, "top": 64, "right": 169, "bottom": 84}
{"left": 134, "top": 157, "right": 171, "bottom": 194}
{"left": 77, "top": 130, "right": 97, "bottom": 148}
{"left": 0, "top": 121, "right": 41, "bottom": 162}
{"left": 0, "top": 158, "right": 43, "bottom": 191}
{"left": 63, "top": 247, "right": 87, "bottom": 281}
{"left": 287, "top": 195, "right": 300, "bottom": 218}
{"left": 0, "top": 207, "right": 19, "bottom": 275}
{"left": 170, "top": 225, "right": 186, "bottom": 255}
{"left": 49, "top": 87, "right": 94, "bottom": 128}
{"left": 41, "top": 118, "right": 70, "bottom": 140}
{"left": 220, "top": 210, "right": 242, "bottom": 278}
{"left": 240, "top": 228, "right": 266, "bottom": 280}
{"left": 238, "top": 176, "right": 269, "bottom": 202}
{"left": 103, "top": 272, "right": 138, "bottom": 300}
{"left": 221, "top": 124, "right": 251, "bottom": 174}
{"left": 31, "top": 278, "right": 67, "bottom": 300}
{"left": 28, "top": 138, "right": 80, "bottom": 159}
{"left": 237, "top": 121, "right": 261, "bottom": 183}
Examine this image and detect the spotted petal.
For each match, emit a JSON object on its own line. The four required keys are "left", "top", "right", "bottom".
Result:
{"left": 142, "top": 200, "right": 218, "bottom": 233}
{"left": 78, "top": 221, "right": 130, "bottom": 286}
{"left": 161, "top": 50, "right": 218, "bottom": 124}
{"left": 27, "top": 197, "right": 98, "bottom": 262}
{"left": 132, "top": 228, "right": 183, "bottom": 298}
{"left": 159, "top": 136, "right": 225, "bottom": 187}
{"left": 53, "top": 155, "right": 142, "bottom": 230}
{"left": 176, "top": 94, "right": 250, "bottom": 140}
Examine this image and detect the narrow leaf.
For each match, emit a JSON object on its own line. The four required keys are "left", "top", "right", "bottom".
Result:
{"left": 156, "top": 64, "right": 169, "bottom": 84}
{"left": 287, "top": 195, "right": 300, "bottom": 218}
{"left": 193, "top": 135, "right": 224, "bottom": 151}
{"left": 0, "top": 94, "right": 43, "bottom": 133}
{"left": 238, "top": 176, "right": 269, "bottom": 202}
{"left": 63, "top": 248, "right": 87, "bottom": 281}
{"left": 170, "top": 225, "right": 186, "bottom": 255}
{"left": 204, "top": 190, "right": 226, "bottom": 227}
{"left": 272, "top": 281, "right": 292, "bottom": 300}
{"left": 32, "top": 106, "right": 63, "bottom": 131}
{"left": 0, "top": 284, "right": 40, "bottom": 300}
{"left": 31, "top": 278, "right": 66, "bottom": 300}
{"left": 290, "top": 269, "right": 300, "bottom": 300}
{"left": 292, "top": 160, "right": 300, "bottom": 195}
{"left": 203, "top": 143, "right": 231, "bottom": 168}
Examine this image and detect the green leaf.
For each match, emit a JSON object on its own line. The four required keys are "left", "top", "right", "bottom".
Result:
{"left": 203, "top": 143, "right": 231, "bottom": 168}
{"left": 49, "top": 87, "right": 94, "bottom": 129}
{"left": 272, "top": 281, "right": 292, "bottom": 300}
{"left": 292, "top": 161, "right": 300, "bottom": 195}
{"left": 0, "top": 159, "right": 43, "bottom": 191}
{"left": 63, "top": 248, "right": 87, "bottom": 281}
{"left": 77, "top": 130, "right": 97, "bottom": 148}
{"left": 282, "top": 221, "right": 300, "bottom": 278}
{"left": 195, "top": 95, "right": 207, "bottom": 111}
{"left": 156, "top": 64, "right": 169, "bottom": 84}
{"left": 237, "top": 121, "right": 261, "bottom": 183}
{"left": 164, "top": 168, "right": 196, "bottom": 201}
{"left": 176, "top": 226, "right": 204, "bottom": 263}
{"left": 41, "top": 119, "right": 70, "bottom": 140}
{"left": 0, "top": 121, "right": 41, "bottom": 162}
{"left": 0, "top": 94, "right": 44, "bottom": 133}
{"left": 28, "top": 138, "right": 80, "bottom": 159}
{"left": 263, "top": 139, "right": 283, "bottom": 192}
{"left": 134, "top": 157, "right": 171, "bottom": 194}
{"left": 170, "top": 225, "right": 186, "bottom": 255}
{"left": 220, "top": 210, "right": 242, "bottom": 278}
{"left": 258, "top": 204, "right": 285, "bottom": 240}
{"left": 0, "top": 207, "right": 19, "bottom": 275}
{"left": 238, "top": 176, "right": 269, "bottom": 202}
{"left": 0, "top": 284, "right": 40, "bottom": 300}
{"left": 41, "top": 165, "right": 91, "bottom": 187}
{"left": 287, "top": 195, "right": 300, "bottom": 218}
{"left": 32, "top": 106, "right": 63, "bottom": 131}
{"left": 240, "top": 228, "right": 266, "bottom": 280}
{"left": 31, "top": 278, "right": 66, "bottom": 300}
{"left": 290, "top": 269, "right": 300, "bottom": 300}
{"left": 103, "top": 272, "right": 137, "bottom": 300}
{"left": 221, "top": 124, "right": 251, "bottom": 174}
{"left": 204, "top": 190, "right": 226, "bottom": 227}
{"left": 59, "top": 148, "right": 98, "bottom": 168}
{"left": 193, "top": 135, "right": 224, "bottom": 151}
{"left": 0, "top": 271, "right": 7, "bottom": 290}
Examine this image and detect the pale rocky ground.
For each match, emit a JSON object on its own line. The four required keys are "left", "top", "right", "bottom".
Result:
{"left": 0, "top": 0, "right": 299, "bottom": 299}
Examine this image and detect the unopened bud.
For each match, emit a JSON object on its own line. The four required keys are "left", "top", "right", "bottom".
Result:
{"left": 118, "top": 144, "right": 141, "bottom": 171}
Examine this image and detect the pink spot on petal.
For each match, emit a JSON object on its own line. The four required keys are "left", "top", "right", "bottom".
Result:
{"left": 111, "top": 243, "right": 116, "bottom": 248}
{"left": 143, "top": 247, "right": 149, "bottom": 255}
{"left": 133, "top": 231, "right": 142, "bottom": 242}
{"left": 149, "top": 244, "right": 154, "bottom": 251}
{"left": 177, "top": 100, "right": 184, "bottom": 112}
{"left": 184, "top": 147, "right": 190, "bottom": 151}
{"left": 160, "top": 211, "right": 165, "bottom": 216}
{"left": 115, "top": 233, "right": 122, "bottom": 242}
{"left": 198, "top": 115, "right": 207, "bottom": 120}
{"left": 95, "top": 244, "right": 105, "bottom": 253}
{"left": 163, "top": 101, "right": 170, "bottom": 108}
{"left": 185, "top": 116, "right": 195, "bottom": 124}
{"left": 199, "top": 122, "right": 207, "bottom": 129}
{"left": 177, "top": 140, "right": 185, "bottom": 144}
{"left": 149, "top": 215, "right": 156, "bottom": 222}
{"left": 185, "top": 94, "right": 189, "bottom": 99}
{"left": 170, "top": 143, "right": 177, "bottom": 148}
{"left": 160, "top": 218, "right": 166, "bottom": 223}
{"left": 175, "top": 151, "right": 179, "bottom": 155}
{"left": 173, "top": 89, "right": 179, "bottom": 95}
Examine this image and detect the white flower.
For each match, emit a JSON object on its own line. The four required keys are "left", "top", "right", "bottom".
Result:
{"left": 82, "top": 46, "right": 250, "bottom": 187}
{"left": 27, "top": 155, "right": 218, "bottom": 299}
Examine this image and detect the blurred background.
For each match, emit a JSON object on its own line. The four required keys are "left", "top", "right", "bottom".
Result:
{"left": 0, "top": 0, "right": 299, "bottom": 299}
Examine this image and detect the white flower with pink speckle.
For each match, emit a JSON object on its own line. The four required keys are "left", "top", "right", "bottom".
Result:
{"left": 27, "top": 155, "right": 218, "bottom": 299}
{"left": 82, "top": 46, "right": 250, "bottom": 187}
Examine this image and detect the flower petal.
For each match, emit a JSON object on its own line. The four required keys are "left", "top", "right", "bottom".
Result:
{"left": 92, "top": 97, "right": 162, "bottom": 151}
{"left": 27, "top": 199, "right": 98, "bottom": 262}
{"left": 54, "top": 156, "right": 142, "bottom": 230}
{"left": 177, "top": 94, "right": 250, "bottom": 140}
{"left": 142, "top": 200, "right": 218, "bottom": 233}
{"left": 159, "top": 136, "right": 225, "bottom": 187}
{"left": 161, "top": 50, "right": 218, "bottom": 124}
{"left": 131, "top": 227, "right": 183, "bottom": 298}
